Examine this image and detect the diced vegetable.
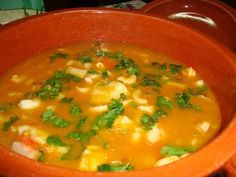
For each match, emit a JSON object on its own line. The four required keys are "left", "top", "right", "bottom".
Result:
{"left": 92, "top": 99, "right": 124, "bottom": 131}
{"left": 41, "top": 109, "right": 69, "bottom": 128}
{"left": 156, "top": 96, "right": 173, "bottom": 109}
{"left": 70, "top": 104, "right": 81, "bottom": 118}
{"left": 175, "top": 92, "right": 192, "bottom": 109}
{"left": 61, "top": 97, "right": 74, "bottom": 103}
{"left": 97, "top": 163, "right": 134, "bottom": 172}
{"left": 160, "top": 145, "right": 190, "bottom": 157}
{"left": 46, "top": 135, "right": 66, "bottom": 147}
{"left": 50, "top": 52, "right": 68, "bottom": 62}
{"left": 66, "top": 130, "right": 95, "bottom": 143}
{"left": 141, "top": 73, "right": 161, "bottom": 87}
{"left": 2, "top": 115, "right": 19, "bottom": 132}
{"left": 79, "top": 55, "right": 92, "bottom": 63}
{"left": 169, "top": 64, "right": 183, "bottom": 74}
{"left": 140, "top": 109, "right": 167, "bottom": 130}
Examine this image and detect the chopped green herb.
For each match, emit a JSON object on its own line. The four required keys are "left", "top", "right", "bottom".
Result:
{"left": 95, "top": 50, "right": 108, "bottom": 57}
{"left": 151, "top": 62, "right": 160, "bottom": 67}
{"left": 97, "top": 163, "right": 134, "bottom": 172}
{"left": 61, "top": 97, "right": 74, "bottom": 103}
{"left": 46, "top": 135, "right": 66, "bottom": 147}
{"left": 2, "top": 115, "right": 19, "bottom": 132}
{"left": 156, "top": 96, "right": 173, "bottom": 109}
{"left": 87, "top": 70, "right": 99, "bottom": 74}
{"left": 61, "top": 144, "right": 85, "bottom": 161}
{"left": 160, "top": 145, "right": 190, "bottom": 157}
{"left": 109, "top": 51, "right": 125, "bottom": 59}
{"left": 38, "top": 151, "right": 45, "bottom": 162}
{"left": 79, "top": 55, "right": 92, "bottom": 63}
{"left": 50, "top": 52, "right": 68, "bottom": 62}
{"left": 66, "top": 130, "right": 96, "bottom": 143}
{"left": 115, "top": 58, "right": 140, "bottom": 75}
{"left": 92, "top": 99, "right": 124, "bottom": 131}
{"left": 41, "top": 109, "right": 69, "bottom": 128}
{"left": 141, "top": 74, "right": 161, "bottom": 87}
{"left": 37, "top": 70, "right": 80, "bottom": 100}
{"left": 102, "top": 70, "right": 109, "bottom": 78}
{"left": 140, "top": 109, "right": 167, "bottom": 130}
{"left": 128, "top": 66, "right": 140, "bottom": 75}
{"left": 119, "top": 93, "right": 126, "bottom": 101}
{"left": 70, "top": 104, "right": 81, "bottom": 118}
{"left": 159, "top": 63, "right": 167, "bottom": 72}
{"left": 169, "top": 64, "right": 183, "bottom": 74}
{"left": 175, "top": 92, "right": 192, "bottom": 109}
{"left": 76, "top": 117, "right": 87, "bottom": 129}
{"left": 188, "top": 85, "right": 207, "bottom": 96}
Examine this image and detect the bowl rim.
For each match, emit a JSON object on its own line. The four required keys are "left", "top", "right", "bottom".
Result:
{"left": 0, "top": 8, "right": 236, "bottom": 177}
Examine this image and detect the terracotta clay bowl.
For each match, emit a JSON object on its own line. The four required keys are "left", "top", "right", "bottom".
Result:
{"left": 0, "top": 9, "right": 236, "bottom": 177}
{"left": 140, "top": 0, "right": 236, "bottom": 52}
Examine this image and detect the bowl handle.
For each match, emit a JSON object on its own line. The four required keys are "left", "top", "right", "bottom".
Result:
{"left": 223, "top": 153, "right": 236, "bottom": 177}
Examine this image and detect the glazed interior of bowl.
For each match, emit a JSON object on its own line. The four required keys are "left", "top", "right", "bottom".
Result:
{"left": 0, "top": 9, "right": 235, "bottom": 177}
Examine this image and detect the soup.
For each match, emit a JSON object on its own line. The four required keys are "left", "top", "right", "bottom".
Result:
{"left": 0, "top": 42, "right": 220, "bottom": 172}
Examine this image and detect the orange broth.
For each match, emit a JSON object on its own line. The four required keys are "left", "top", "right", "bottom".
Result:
{"left": 0, "top": 42, "right": 221, "bottom": 171}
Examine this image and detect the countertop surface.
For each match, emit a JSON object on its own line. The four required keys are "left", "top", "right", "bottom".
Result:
{"left": 0, "top": 0, "right": 146, "bottom": 25}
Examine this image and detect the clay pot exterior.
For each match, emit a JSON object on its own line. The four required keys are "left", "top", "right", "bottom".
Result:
{"left": 140, "top": 0, "right": 236, "bottom": 52}
{"left": 0, "top": 9, "right": 235, "bottom": 177}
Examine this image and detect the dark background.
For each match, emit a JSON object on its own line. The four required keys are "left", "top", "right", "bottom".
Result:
{"left": 43, "top": 0, "right": 236, "bottom": 11}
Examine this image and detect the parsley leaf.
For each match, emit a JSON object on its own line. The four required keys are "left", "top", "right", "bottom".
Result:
{"left": 2, "top": 115, "right": 19, "bottom": 132}
{"left": 76, "top": 117, "right": 87, "bottom": 129}
{"left": 50, "top": 52, "right": 68, "bottom": 62}
{"left": 41, "top": 109, "right": 69, "bottom": 128}
{"left": 70, "top": 104, "right": 81, "bottom": 118}
{"left": 61, "top": 97, "right": 74, "bottom": 103}
{"left": 141, "top": 73, "right": 161, "bottom": 87}
{"left": 188, "top": 85, "right": 207, "bottom": 96}
{"left": 102, "top": 70, "right": 108, "bottom": 78}
{"left": 160, "top": 145, "right": 190, "bottom": 157}
{"left": 37, "top": 71, "right": 80, "bottom": 100}
{"left": 156, "top": 96, "right": 173, "bottom": 109}
{"left": 79, "top": 55, "right": 92, "bottom": 63}
{"left": 66, "top": 130, "right": 96, "bottom": 143}
{"left": 175, "top": 92, "right": 192, "bottom": 109}
{"left": 169, "top": 64, "right": 183, "bottom": 74}
{"left": 92, "top": 99, "right": 124, "bottom": 131}
{"left": 140, "top": 109, "right": 167, "bottom": 130}
{"left": 97, "top": 163, "right": 134, "bottom": 172}
{"left": 46, "top": 135, "right": 66, "bottom": 147}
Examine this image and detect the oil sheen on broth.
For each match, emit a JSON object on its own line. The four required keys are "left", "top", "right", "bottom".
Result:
{"left": 0, "top": 42, "right": 221, "bottom": 172}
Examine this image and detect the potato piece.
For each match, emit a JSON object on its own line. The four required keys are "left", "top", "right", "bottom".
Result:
{"left": 155, "top": 156, "right": 179, "bottom": 167}
{"left": 131, "top": 128, "right": 143, "bottom": 144}
{"left": 117, "top": 75, "right": 137, "bottom": 85}
{"left": 18, "top": 99, "right": 40, "bottom": 110}
{"left": 182, "top": 67, "right": 196, "bottom": 77}
{"left": 113, "top": 115, "right": 133, "bottom": 130}
{"left": 146, "top": 126, "right": 163, "bottom": 144}
{"left": 138, "top": 105, "right": 154, "bottom": 114}
{"left": 79, "top": 145, "right": 107, "bottom": 171}
{"left": 90, "top": 105, "right": 108, "bottom": 112}
{"left": 17, "top": 125, "right": 48, "bottom": 145}
{"left": 196, "top": 121, "right": 210, "bottom": 133}
{"left": 66, "top": 66, "right": 87, "bottom": 78}
{"left": 76, "top": 86, "right": 90, "bottom": 93}
{"left": 12, "top": 141, "right": 39, "bottom": 160}
{"left": 11, "top": 74, "right": 25, "bottom": 83}
{"left": 91, "top": 81, "right": 128, "bottom": 105}
{"left": 132, "top": 90, "right": 147, "bottom": 105}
